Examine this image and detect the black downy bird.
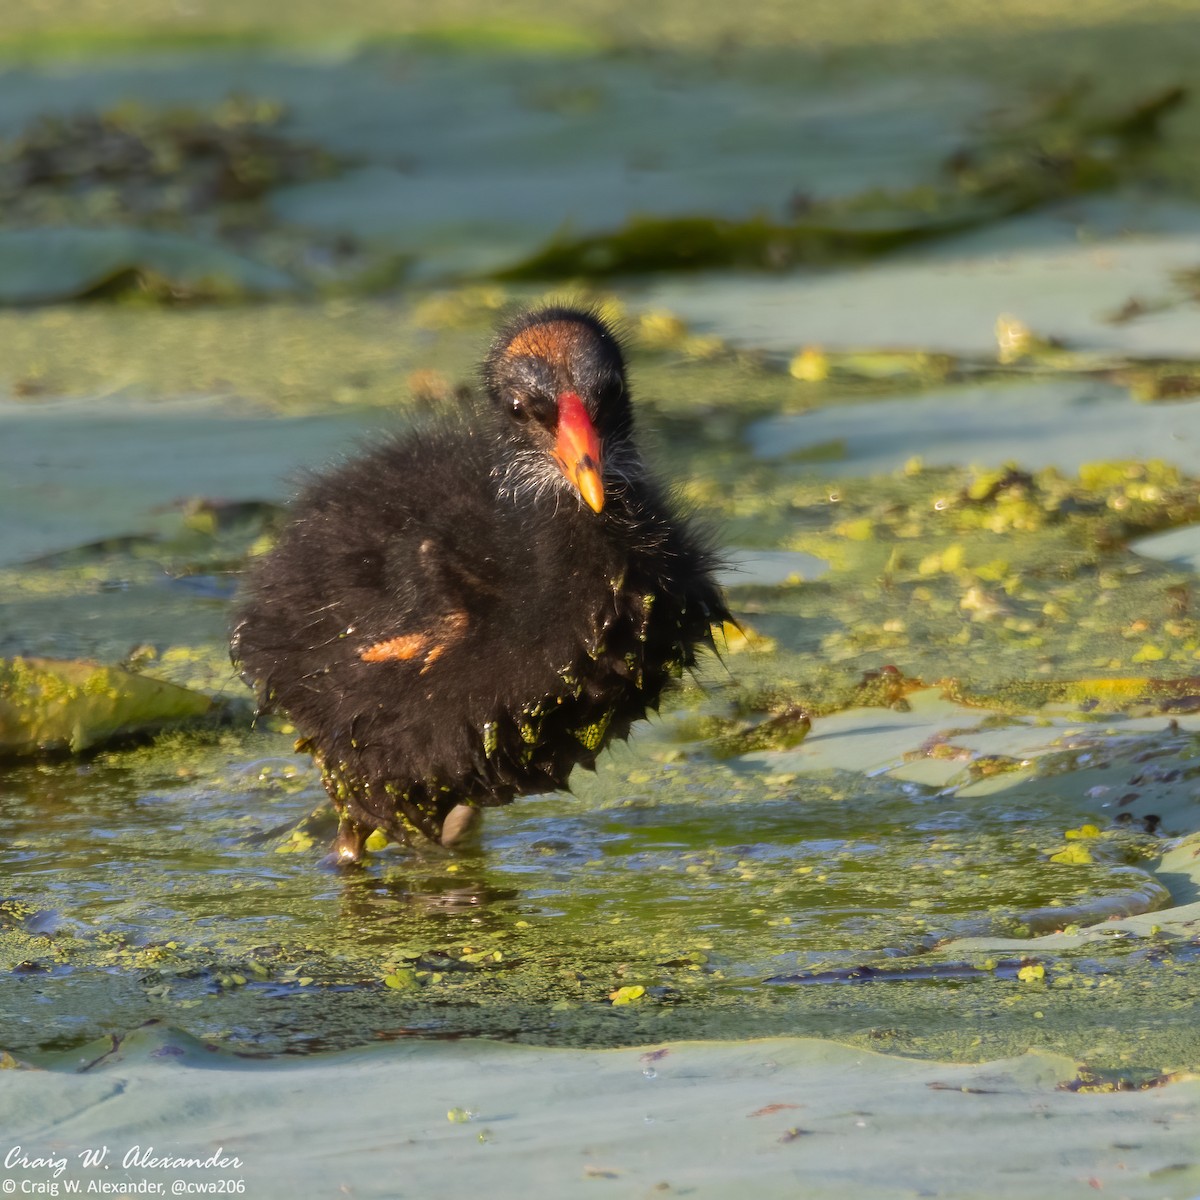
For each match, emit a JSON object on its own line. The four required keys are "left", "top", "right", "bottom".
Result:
{"left": 231, "top": 306, "right": 730, "bottom": 864}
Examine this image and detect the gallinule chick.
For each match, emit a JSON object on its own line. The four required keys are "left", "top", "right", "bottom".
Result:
{"left": 231, "top": 305, "right": 729, "bottom": 864}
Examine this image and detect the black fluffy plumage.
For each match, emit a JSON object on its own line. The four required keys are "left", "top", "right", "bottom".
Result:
{"left": 231, "top": 306, "right": 729, "bottom": 864}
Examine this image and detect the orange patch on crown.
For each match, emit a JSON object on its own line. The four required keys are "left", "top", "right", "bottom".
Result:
{"left": 503, "top": 320, "right": 588, "bottom": 369}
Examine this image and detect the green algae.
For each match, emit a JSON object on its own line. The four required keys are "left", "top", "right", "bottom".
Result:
{"left": 706, "top": 704, "right": 812, "bottom": 757}
{"left": 694, "top": 452, "right": 1200, "bottom": 716}
{"left": 0, "top": 21, "right": 610, "bottom": 64}
{"left": 0, "top": 296, "right": 780, "bottom": 415}
{"left": 0, "top": 301, "right": 456, "bottom": 412}
{"left": 7, "top": 289, "right": 1200, "bottom": 455}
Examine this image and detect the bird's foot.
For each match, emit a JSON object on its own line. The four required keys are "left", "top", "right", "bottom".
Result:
{"left": 318, "top": 849, "right": 365, "bottom": 871}
{"left": 321, "top": 817, "right": 372, "bottom": 868}
{"left": 439, "top": 804, "right": 480, "bottom": 848}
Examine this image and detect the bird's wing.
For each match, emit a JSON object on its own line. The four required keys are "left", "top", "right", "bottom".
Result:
{"left": 352, "top": 535, "right": 496, "bottom": 676}
{"left": 357, "top": 611, "right": 469, "bottom": 674}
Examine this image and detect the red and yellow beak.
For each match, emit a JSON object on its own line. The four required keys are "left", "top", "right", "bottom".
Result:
{"left": 554, "top": 391, "right": 605, "bottom": 513}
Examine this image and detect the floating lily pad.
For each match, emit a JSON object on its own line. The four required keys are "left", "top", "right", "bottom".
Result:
{"left": 0, "top": 656, "right": 214, "bottom": 756}
{"left": 747, "top": 379, "right": 1200, "bottom": 476}
{"left": 0, "top": 397, "right": 368, "bottom": 567}
{"left": 4, "top": 1026, "right": 1200, "bottom": 1200}
{"left": 1132, "top": 521, "right": 1200, "bottom": 573}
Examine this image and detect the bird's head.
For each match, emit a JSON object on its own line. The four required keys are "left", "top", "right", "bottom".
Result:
{"left": 485, "top": 306, "right": 634, "bottom": 515}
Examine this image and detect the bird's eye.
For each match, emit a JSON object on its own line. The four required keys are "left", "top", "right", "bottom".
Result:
{"left": 509, "top": 395, "right": 531, "bottom": 421}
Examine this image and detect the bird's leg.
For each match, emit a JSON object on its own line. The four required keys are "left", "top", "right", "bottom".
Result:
{"left": 328, "top": 814, "right": 371, "bottom": 867}
{"left": 315, "top": 762, "right": 374, "bottom": 867}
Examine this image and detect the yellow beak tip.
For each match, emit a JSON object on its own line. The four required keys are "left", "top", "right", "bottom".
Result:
{"left": 579, "top": 473, "right": 605, "bottom": 513}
